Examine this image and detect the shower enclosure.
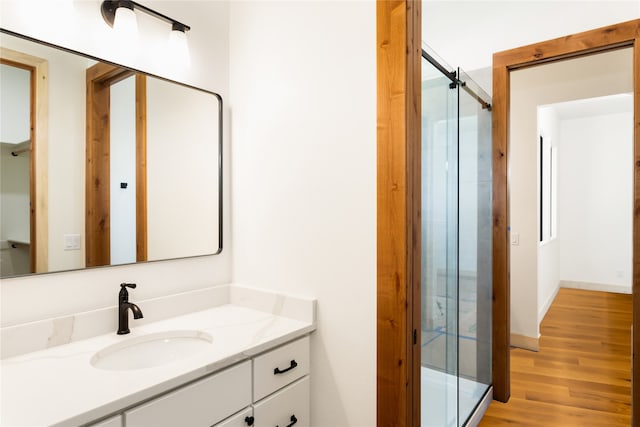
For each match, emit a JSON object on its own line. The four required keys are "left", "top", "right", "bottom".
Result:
{"left": 420, "top": 46, "right": 493, "bottom": 426}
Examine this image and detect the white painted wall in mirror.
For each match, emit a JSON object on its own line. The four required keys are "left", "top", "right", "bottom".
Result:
{"left": 110, "top": 76, "right": 137, "bottom": 265}
{"left": 0, "top": 64, "right": 30, "bottom": 143}
{"left": 146, "top": 77, "right": 220, "bottom": 260}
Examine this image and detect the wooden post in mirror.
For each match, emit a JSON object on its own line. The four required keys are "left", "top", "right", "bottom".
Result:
{"left": 85, "top": 63, "right": 147, "bottom": 267}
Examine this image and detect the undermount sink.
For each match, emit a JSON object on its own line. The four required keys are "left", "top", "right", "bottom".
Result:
{"left": 90, "top": 330, "right": 213, "bottom": 371}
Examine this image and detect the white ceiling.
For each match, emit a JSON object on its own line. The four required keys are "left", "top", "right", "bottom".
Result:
{"left": 542, "top": 93, "right": 633, "bottom": 121}
{"left": 423, "top": 1, "right": 640, "bottom": 72}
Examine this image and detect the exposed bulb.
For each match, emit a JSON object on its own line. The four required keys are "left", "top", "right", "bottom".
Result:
{"left": 113, "top": 6, "right": 138, "bottom": 40}
{"left": 168, "top": 28, "right": 191, "bottom": 68}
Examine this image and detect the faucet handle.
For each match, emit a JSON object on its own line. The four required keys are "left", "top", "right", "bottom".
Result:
{"left": 120, "top": 283, "right": 136, "bottom": 289}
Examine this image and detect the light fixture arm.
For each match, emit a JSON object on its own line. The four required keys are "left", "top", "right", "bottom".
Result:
{"left": 101, "top": 0, "right": 191, "bottom": 32}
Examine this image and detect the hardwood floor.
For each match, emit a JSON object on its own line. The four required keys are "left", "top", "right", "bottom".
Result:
{"left": 479, "top": 288, "right": 632, "bottom": 426}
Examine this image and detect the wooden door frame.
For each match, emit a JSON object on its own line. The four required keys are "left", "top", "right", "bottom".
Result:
{"left": 491, "top": 20, "right": 640, "bottom": 424}
{"left": 377, "top": 0, "right": 421, "bottom": 425}
{"left": 0, "top": 48, "right": 48, "bottom": 274}
{"left": 86, "top": 63, "right": 147, "bottom": 267}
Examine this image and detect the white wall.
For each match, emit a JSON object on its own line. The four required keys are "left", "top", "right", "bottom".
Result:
{"left": 510, "top": 48, "right": 632, "bottom": 340}
{"left": 558, "top": 111, "right": 633, "bottom": 289}
{"left": 0, "top": 64, "right": 30, "bottom": 144}
{"left": 536, "top": 107, "right": 560, "bottom": 322}
{"left": 110, "top": 76, "right": 137, "bottom": 265}
{"left": 0, "top": 1, "right": 231, "bottom": 327}
{"left": 229, "top": 2, "right": 376, "bottom": 426}
{"left": 146, "top": 77, "right": 220, "bottom": 260}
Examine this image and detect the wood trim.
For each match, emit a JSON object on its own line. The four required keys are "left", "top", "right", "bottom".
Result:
{"left": 408, "top": 1, "right": 421, "bottom": 424}
{"left": 135, "top": 74, "right": 147, "bottom": 262}
{"left": 491, "top": 57, "right": 510, "bottom": 403}
{"left": 377, "top": 1, "right": 421, "bottom": 425}
{"left": 28, "top": 63, "right": 36, "bottom": 273}
{"left": 86, "top": 63, "right": 113, "bottom": 267}
{"left": 494, "top": 19, "right": 639, "bottom": 70}
{"left": 492, "top": 19, "right": 640, "bottom": 415}
{"left": 1, "top": 49, "right": 49, "bottom": 274}
{"left": 633, "top": 33, "right": 640, "bottom": 427}
{"left": 86, "top": 63, "right": 135, "bottom": 267}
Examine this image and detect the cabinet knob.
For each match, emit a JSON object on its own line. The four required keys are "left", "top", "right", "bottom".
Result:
{"left": 245, "top": 415, "right": 255, "bottom": 426}
{"left": 273, "top": 359, "right": 298, "bottom": 375}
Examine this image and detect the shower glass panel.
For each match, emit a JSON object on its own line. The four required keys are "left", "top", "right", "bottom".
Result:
{"left": 421, "top": 49, "right": 492, "bottom": 427}
{"left": 457, "top": 68, "right": 492, "bottom": 425}
{"left": 421, "top": 48, "right": 459, "bottom": 427}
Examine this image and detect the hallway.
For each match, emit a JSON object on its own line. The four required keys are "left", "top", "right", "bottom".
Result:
{"left": 479, "top": 288, "right": 632, "bottom": 426}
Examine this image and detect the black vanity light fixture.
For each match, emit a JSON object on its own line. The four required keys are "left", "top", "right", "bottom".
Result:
{"left": 100, "top": 1, "right": 191, "bottom": 34}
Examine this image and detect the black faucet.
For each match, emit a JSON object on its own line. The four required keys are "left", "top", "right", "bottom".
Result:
{"left": 118, "top": 283, "right": 144, "bottom": 335}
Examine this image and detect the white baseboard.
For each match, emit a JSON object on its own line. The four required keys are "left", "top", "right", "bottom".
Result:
{"left": 539, "top": 283, "right": 560, "bottom": 323}
{"left": 560, "top": 280, "right": 631, "bottom": 295}
{"left": 510, "top": 333, "right": 539, "bottom": 351}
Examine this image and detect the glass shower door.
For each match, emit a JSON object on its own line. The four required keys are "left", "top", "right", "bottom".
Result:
{"left": 457, "top": 68, "right": 492, "bottom": 425}
{"left": 421, "top": 52, "right": 493, "bottom": 427}
{"left": 421, "top": 49, "right": 459, "bottom": 427}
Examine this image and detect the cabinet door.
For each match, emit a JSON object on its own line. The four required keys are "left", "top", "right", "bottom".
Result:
{"left": 125, "top": 361, "right": 251, "bottom": 427}
{"left": 214, "top": 407, "right": 253, "bottom": 427}
{"left": 253, "top": 337, "right": 310, "bottom": 401}
{"left": 89, "top": 415, "right": 122, "bottom": 427}
{"left": 253, "top": 376, "right": 309, "bottom": 427}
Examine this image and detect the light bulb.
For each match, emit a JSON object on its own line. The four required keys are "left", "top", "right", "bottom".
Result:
{"left": 168, "top": 28, "right": 191, "bottom": 68}
{"left": 113, "top": 6, "right": 138, "bottom": 41}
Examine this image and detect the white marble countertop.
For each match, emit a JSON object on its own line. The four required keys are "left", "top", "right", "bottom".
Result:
{"left": 1, "top": 300, "right": 315, "bottom": 427}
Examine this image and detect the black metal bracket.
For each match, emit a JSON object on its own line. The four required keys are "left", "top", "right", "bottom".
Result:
{"left": 101, "top": 0, "right": 191, "bottom": 32}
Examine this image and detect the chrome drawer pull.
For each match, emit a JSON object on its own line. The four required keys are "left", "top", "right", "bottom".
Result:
{"left": 273, "top": 359, "right": 298, "bottom": 375}
{"left": 276, "top": 414, "right": 298, "bottom": 427}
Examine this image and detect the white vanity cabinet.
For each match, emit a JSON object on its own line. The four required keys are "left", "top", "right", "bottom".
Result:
{"left": 95, "top": 336, "right": 310, "bottom": 427}
{"left": 125, "top": 361, "right": 252, "bottom": 427}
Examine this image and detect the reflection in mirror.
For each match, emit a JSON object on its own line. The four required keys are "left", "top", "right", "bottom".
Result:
{"left": 0, "top": 30, "right": 222, "bottom": 278}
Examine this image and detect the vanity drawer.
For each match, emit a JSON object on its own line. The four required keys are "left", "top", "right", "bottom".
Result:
{"left": 89, "top": 414, "right": 122, "bottom": 427}
{"left": 213, "top": 407, "right": 253, "bottom": 427}
{"left": 253, "top": 336, "right": 310, "bottom": 401}
{"left": 125, "top": 361, "right": 251, "bottom": 427}
{"left": 253, "top": 376, "right": 309, "bottom": 427}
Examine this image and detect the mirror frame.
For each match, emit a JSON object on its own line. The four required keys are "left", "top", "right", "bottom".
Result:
{"left": 0, "top": 28, "right": 224, "bottom": 277}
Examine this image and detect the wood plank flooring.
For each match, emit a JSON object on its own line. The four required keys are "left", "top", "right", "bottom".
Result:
{"left": 479, "top": 288, "right": 632, "bottom": 426}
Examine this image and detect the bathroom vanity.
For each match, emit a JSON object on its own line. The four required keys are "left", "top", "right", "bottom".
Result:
{"left": 0, "top": 285, "right": 316, "bottom": 427}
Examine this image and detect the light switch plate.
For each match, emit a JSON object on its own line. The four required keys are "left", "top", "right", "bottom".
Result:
{"left": 511, "top": 232, "right": 520, "bottom": 246}
{"left": 64, "top": 234, "right": 81, "bottom": 250}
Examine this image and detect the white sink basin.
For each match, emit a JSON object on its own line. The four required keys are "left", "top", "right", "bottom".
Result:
{"left": 90, "top": 330, "right": 213, "bottom": 371}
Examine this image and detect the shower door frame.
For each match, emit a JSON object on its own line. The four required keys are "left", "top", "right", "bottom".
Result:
{"left": 491, "top": 19, "right": 640, "bottom": 424}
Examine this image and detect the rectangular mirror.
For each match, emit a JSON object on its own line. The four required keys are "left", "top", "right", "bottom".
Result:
{"left": 0, "top": 29, "right": 222, "bottom": 278}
